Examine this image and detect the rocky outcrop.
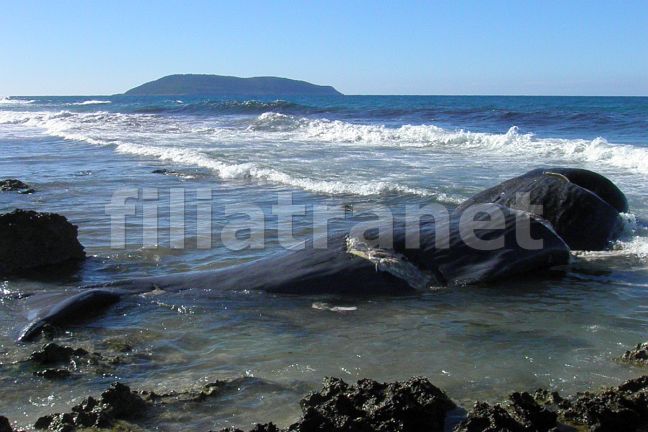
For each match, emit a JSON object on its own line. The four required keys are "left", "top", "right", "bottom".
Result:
{"left": 0, "top": 417, "right": 15, "bottom": 432}
{"left": 0, "top": 179, "right": 34, "bottom": 194}
{"left": 0, "top": 209, "right": 85, "bottom": 275}
{"left": 220, "top": 377, "right": 455, "bottom": 432}
{"left": 621, "top": 342, "right": 648, "bottom": 366}
{"left": 34, "top": 383, "right": 147, "bottom": 431}
{"left": 456, "top": 376, "right": 648, "bottom": 432}
{"left": 29, "top": 343, "right": 89, "bottom": 364}
{"left": 455, "top": 392, "right": 557, "bottom": 432}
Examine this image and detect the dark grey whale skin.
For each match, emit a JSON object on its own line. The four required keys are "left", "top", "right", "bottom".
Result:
{"left": 392, "top": 205, "right": 571, "bottom": 287}
{"left": 17, "top": 204, "right": 572, "bottom": 342}
{"left": 456, "top": 168, "right": 627, "bottom": 251}
{"left": 18, "top": 289, "right": 122, "bottom": 342}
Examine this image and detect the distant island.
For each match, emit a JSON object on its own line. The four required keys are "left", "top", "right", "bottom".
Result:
{"left": 123, "top": 74, "right": 342, "bottom": 96}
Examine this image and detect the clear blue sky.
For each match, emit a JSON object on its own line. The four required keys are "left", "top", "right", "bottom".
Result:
{"left": 1, "top": 0, "right": 647, "bottom": 96}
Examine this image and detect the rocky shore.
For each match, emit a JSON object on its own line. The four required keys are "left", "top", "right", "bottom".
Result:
{"left": 1, "top": 342, "right": 648, "bottom": 432}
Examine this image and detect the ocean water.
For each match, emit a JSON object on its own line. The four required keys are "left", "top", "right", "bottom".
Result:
{"left": 1, "top": 95, "right": 648, "bottom": 430}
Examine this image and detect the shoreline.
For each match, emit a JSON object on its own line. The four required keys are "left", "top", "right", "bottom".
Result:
{"left": 2, "top": 341, "right": 648, "bottom": 431}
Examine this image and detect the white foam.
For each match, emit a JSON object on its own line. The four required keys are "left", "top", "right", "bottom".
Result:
{"left": 113, "top": 141, "right": 458, "bottom": 200}
{"left": 2, "top": 108, "right": 647, "bottom": 200}
{"left": 67, "top": 100, "right": 111, "bottom": 106}
{"left": 247, "top": 113, "right": 648, "bottom": 174}
{"left": 0, "top": 97, "right": 34, "bottom": 105}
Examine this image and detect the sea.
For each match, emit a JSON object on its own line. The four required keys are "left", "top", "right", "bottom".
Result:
{"left": 1, "top": 95, "right": 647, "bottom": 430}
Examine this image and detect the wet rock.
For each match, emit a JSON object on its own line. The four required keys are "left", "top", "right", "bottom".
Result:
{"left": 33, "top": 368, "right": 72, "bottom": 380}
{"left": 100, "top": 382, "right": 147, "bottom": 419}
{"left": 621, "top": 342, "right": 648, "bottom": 366}
{"left": 289, "top": 376, "right": 456, "bottom": 432}
{"left": 218, "top": 424, "right": 282, "bottom": 432}
{"left": 0, "top": 179, "right": 35, "bottom": 194}
{"left": 558, "top": 376, "right": 648, "bottom": 432}
{"left": 34, "top": 382, "right": 147, "bottom": 431}
{"left": 152, "top": 168, "right": 178, "bottom": 175}
{"left": 0, "top": 416, "right": 14, "bottom": 432}
{"left": 508, "top": 392, "right": 557, "bottom": 431}
{"left": 0, "top": 209, "right": 85, "bottom": 275}
{"left": 29, "top": 343, "right": 88, "bottom": 364}
{"left": 454, "top": 401, "right": 527, "bottom": 432}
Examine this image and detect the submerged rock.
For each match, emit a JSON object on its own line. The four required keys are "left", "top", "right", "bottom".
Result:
{"left": 29, "top": 343, "right": 88, "bottom": 364}
{"left": 0, "top": 179, "right": 35, "bottom": 194}
{"left": 621, "top": 342, "right": 648, "bottom": 366}
{"left": 33, "top": 368, "right": 72, "bottom": 380}
{"left": 0, "top": 209, "right": 85, "bottom": 275}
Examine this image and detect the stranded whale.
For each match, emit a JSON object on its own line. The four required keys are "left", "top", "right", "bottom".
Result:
{"left": 18, "top": 204, "right": 570, "bottom": 341}
{"left": 456, "top": 168, "right": 627, "bottom": 251}
{"left": 15, "top": 168, "right": 627, "bottom": 342}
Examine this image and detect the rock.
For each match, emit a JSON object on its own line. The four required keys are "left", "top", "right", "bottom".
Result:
{"left": 558, "top": 376, "right": 648, "bottom": 432}
{"left": 0, "top": 179, "right": 35, "bottom": 194}
{"left": 289, "top": 376, "right": 455, "bottom": 432}
{"left": 0, "top": 416, "right": 14, "bottom": 432}
{"left": 33, "top": 368, "right": 72, "bottom": 380}
{"left": 34, "top": 383, "right": 147, "bottom": 431}
{"left": 29, "top": 343, "right": 88, "bottom": 364}
{"left": 508, "top": 391, "right": 557, "bottom": 431}
{"left": 454, "top": 393, "right": 557, "bottom": 432}
{"left": 152, "top": 168, "right": 175, "bottom": 175}
{"left": 0, "top": 209, "right": 85, "bottom": 275}
{"left": 456, "top": 168, "right": 626, "bottom": 250}
{"left": 218, "top": 424, "right": 282, "bottom": 432}
{"left": 100, "top": 383, "right": 147, "bottom": 419}
{"left": 454, "top": 401, "right": 526, "bottom": 432}
{"left": 621, "top": 343, "right": 648, "bottom": 366}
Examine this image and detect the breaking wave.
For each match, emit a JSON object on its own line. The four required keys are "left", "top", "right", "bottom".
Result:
{"left": 0, "top": 97, "right": 34, "bottom": 105}
{"left": 1, "top": 109, "right": 647, "bottom": 199}
{"left": 67, "top": 100, "right": 112, "bottom": 106}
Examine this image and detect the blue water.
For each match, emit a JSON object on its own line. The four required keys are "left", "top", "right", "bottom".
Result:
{"left": 1, "top": 95, "right": 648, "bottom": 430}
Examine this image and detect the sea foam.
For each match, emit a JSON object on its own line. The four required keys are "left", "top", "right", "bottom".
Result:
{"left": 1, "top": 109, "right": 647, "bottom": 200}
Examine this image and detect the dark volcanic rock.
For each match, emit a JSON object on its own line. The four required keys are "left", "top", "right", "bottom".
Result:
{"left": 33, "top": 368, "right": 72, "bottom": 380}
{"left": 34, "top": 383, "right": 147, "bottom": 431}
{"left": 621, "top": 342, "right": 648, "bottom": 366}
{"left": 290, "top": 376, "right": 455, "bottom": 432}
{"left": 0, "top": 179, "right": 34, "bottom": 194}
{"left": 29, "top": 343, "right": 88, "bottom": 364}
{"left": 454, "top": 401, "right": 526, "bottom": 432}
{"left": 558, "top": 376, "right": 648, "bottom": 432}
{"left": 456, "top": 168, "right": 626, "bottom": 251}
{"left": 0, "top": 209, "right": 85, "bottom": 274}
{"left": 0, "top": 416, "right": 14, "bottom": 432}
{"left": 508, "top": 392, "right": 557, "bottom": 431}
{"left": 219, "top": 424, "right": 282, "bottom": 432}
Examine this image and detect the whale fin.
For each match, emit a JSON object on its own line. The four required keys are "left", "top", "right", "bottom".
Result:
{"left": 18, "top": 289, "right": 122, "bottom": 342}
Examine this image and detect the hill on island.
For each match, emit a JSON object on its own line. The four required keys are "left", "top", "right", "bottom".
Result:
{"left": 123, "top": 74, "right": 342, "bottom": 96}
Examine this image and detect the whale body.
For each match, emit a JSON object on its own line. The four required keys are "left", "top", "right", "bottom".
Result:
{"left": 15, "top": 169, "right": 628, "bottom": 342}
{"left": 17, "top": 203, "right": 572, "bottom": 341}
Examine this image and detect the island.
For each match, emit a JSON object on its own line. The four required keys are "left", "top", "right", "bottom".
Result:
{"left": 123, "top": 74, "right": 342, "bottom": 96}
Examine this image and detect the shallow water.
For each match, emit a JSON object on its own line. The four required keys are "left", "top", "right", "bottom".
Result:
{"left": 1, "top": 95, "right": 648, "bottom": 430}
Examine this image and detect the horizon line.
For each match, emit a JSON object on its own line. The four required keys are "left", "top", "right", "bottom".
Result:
{"left": 5, "top": 93, "right": 648, "bottom": 98}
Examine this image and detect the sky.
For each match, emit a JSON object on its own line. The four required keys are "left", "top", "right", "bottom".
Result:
{"left": 1, "top": 0, "right": 647, "bottom": 96}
